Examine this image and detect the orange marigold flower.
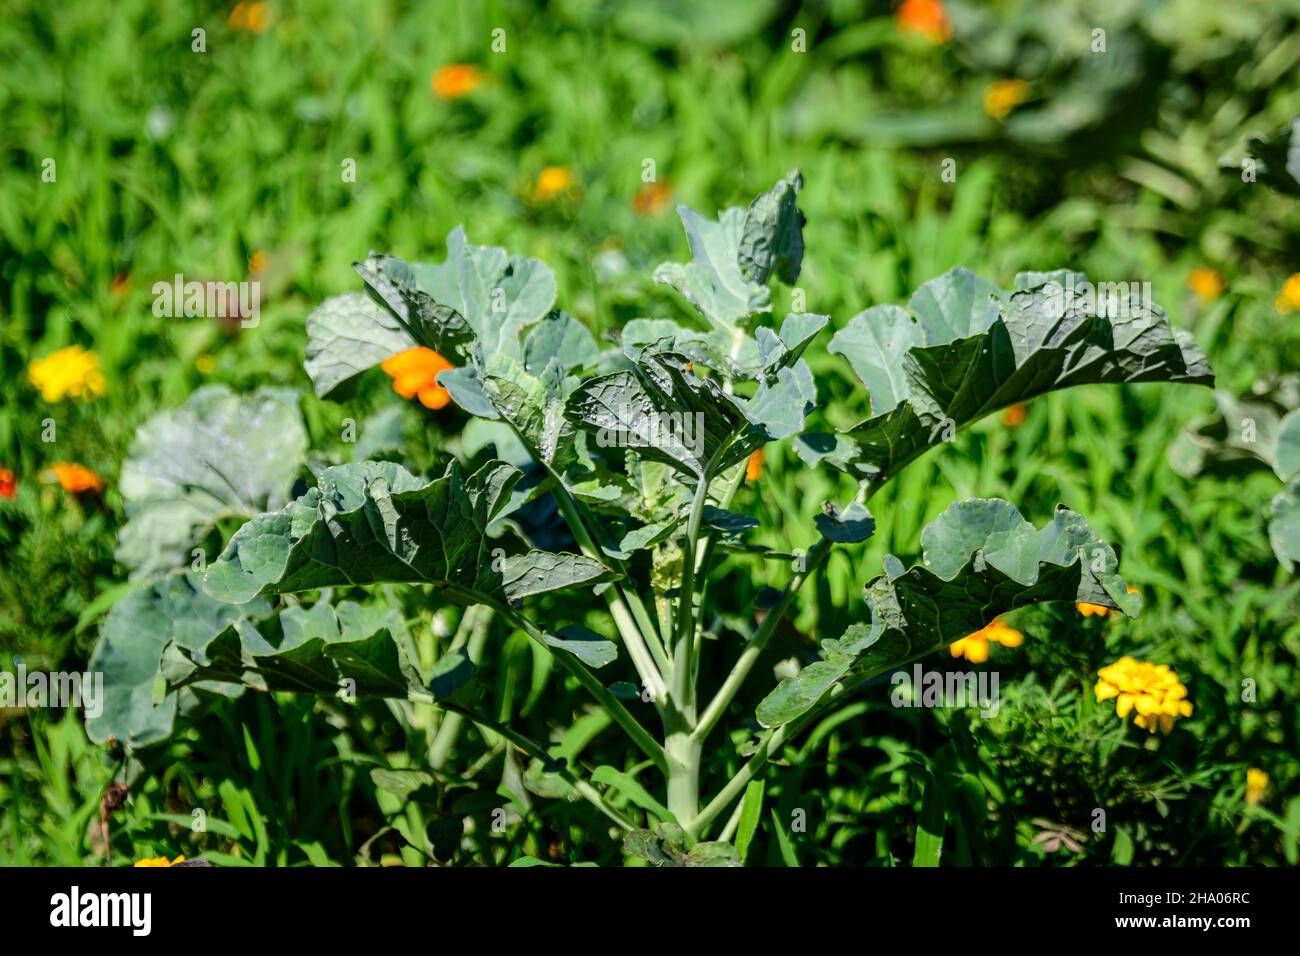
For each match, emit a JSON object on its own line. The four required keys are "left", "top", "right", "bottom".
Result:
{"left": 895, "top": 0, "right": 951, "bottom": 43}
{"left": 248, "top": 249, "right": 269, "bottom": 274}
{"left": 110, "top": 273, "right": 131, "bottom": 296}
{"left": 950, "top": 618, "right": 1022, "bottom": 663}
{"left": 134, "top": 855, "right": 186, "bottom": 867}
{"left": 382, "top": 347, "right": 454, "bottom": 410}
{"left": 531, "top": 165, "right": 575, "bottom": 202}
{"left": 634, "top": 181, "right": 673, "bottom": 216}
{"left": 1187, "top": 267, "right": 1224, "bottom": 301}
{"left": 983, "top": 79, "right": 1030, "bottom": 120}
{"left": 1001, "top": 403, "right": 1028, "bottom": 427}
{"left": 745, "top": 448, "right": 764, "bottom": 482}
{"left": 432, "top": 64, "right": 482, "bottom": 100}
{"left": 44, "top": 462, "right": 105, "bottom": 495}
{"left": 228, "top": 2, "right": 271, "bottom": 33}
{"left": 0, "top": 467, "right": 16, "bottom": 500}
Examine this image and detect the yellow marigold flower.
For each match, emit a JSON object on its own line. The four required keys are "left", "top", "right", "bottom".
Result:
{"left": 1187, "top": 267, "right": 1224, "bottom": 301}
{"left": 134, "top": 855, "right": 186, "bottom": 867}
{"left": 228, "top": 2, "right": 271, "bottom": 33}
{"left": 950, "top": 618, "right": 1022, "bottom": 663}
{"left": 634, "top": 181, "right": 673, "bottom": 216}
{"left": 1245, "top": 768, "right": 1269, "bottom": 806}
{"left": 984, "top": 79, "right": 1030, "bottom": 121}
{"left": 1001, "top": 403, "right": 1028, "bottom": 427}
{"left": 531, "top": 165, "right": 575, "bottom": 202}
{"left": 381, "top": 347, "right": 454, "bottom": 410}
{"left": 248, "top": 249, "right": 269, "bottom": 274}
{"left": 1275, "top": 273, "right": 1300, "bottom": 314}
{"left": 44, "top": 462, "right": 105, "bottom": 495}
{"left": 895, "top": 0, "right": 951, "bottom": 43}
{"left": 0, "top": 467, "right": 16, "bottom": 500}
{"left": 432, "top": 64, "right": 482, "bottom": 100}
{"left": 745, "top": 448, "right": 764, "bottom": 482}
{"left": 28, "top": 345, "right": 107, "bottom": 402}
{"left": 1094, "top": 656, "right": 1193, "bottom": 734}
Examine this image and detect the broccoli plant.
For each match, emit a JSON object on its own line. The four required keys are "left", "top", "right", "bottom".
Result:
{"left": 90, "top": 173, "right": 1214, "bottom": 862}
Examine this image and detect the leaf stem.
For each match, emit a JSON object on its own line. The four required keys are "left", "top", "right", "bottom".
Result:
{"left": 672, "top": 471, "right": 713, "bottom": 714}
{"left": 551, "top": 480, "right": 669, "bottom": 702}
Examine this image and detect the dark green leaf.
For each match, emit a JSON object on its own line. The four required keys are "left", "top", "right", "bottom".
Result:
{"left": 757, "top": 500, "right": 1134, "bottom": 729}
{"left": 825, "top": 269, "right": 1213, "bottom": 482}
{"left": 204, "top": 459, "right": 605, "bottom": 606}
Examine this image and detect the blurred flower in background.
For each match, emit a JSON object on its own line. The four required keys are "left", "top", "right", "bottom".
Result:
{"left": 28, "top": 345, "right": 106, "bottom": 402}
{"left": 530, "top": 165, "right": 575, "bottom": 202}
{"left": 1246, "top": 768, "right": 1269, "bottom": 805}
{"left": 43, "top": 462, "right": 105, "bottom": 495}
{"left": 432, "top": 63, "right": 482, "bottom": 99}
{"left": 228, "top": 2, "right": 271, "bottom": 33}
{"left": 1188, "top": 267, "right": 1224, "bottom": 301}
{"left": 984, "top": 79, "right": 1030, "bottom": 120}
{"left": 634, "top": 181, "right": 673, "bottom": 216}
{"left": 1275, "top": 273, "right": 1300, "bottom": 314}
{"left": 895, "top": 0, "right": 951, "bottom": 44}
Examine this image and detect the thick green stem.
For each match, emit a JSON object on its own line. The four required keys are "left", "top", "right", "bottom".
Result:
{"left": 552, "top": 483, "right": 669, "bottom": 702}
{"left": 689, "top": 666, "right": 880, "bottom": 838}
{"left": 664, "top": 726, "right": 702, "bottom": 822}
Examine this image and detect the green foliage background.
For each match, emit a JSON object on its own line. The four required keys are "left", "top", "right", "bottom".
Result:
{"left": 1, "top": 0, "right": 1298, "bottom": 866}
